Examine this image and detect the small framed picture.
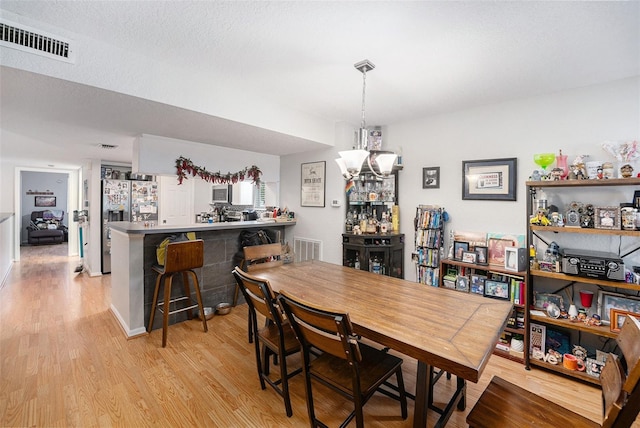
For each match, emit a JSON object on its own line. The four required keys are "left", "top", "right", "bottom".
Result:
{"left": 610, "top": 308, "right": 640, "bottom": 332}
{"left": 462, "top": 251, "right": 477, "bottom": 264}
{"left": 453, "top": 241, "right": 469, "bottom": 260}
{"left": 475, "top": 246, "right": 488, "bottom": 265}
{"left": 456, "top": 275, "right": 469, "bottom": 292}
{"left": 422, "top": 167, "right": 440, "bottom": 189}
{"left": 598, "top": 291, "right": 640, "bottom": 325}
{"left": 594, "top": 206, "right": 620, "bottom": 230}
{"left": 484, "top": 280, "right": 510, "bottom": 300}
{"left": 488, "top": 237, "right": 514, "bottom": 266}
{"left": 470, "top": 274, "right": 486, "bottom": 295}
{"left": 534, "top": 292, "right": 564, "bottom": 311}
{"left": 504, "top": 247, "right": 521, "bottom": 272}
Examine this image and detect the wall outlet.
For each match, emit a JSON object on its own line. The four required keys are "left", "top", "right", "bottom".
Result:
{"left": 331, "top": 199, "right": 341, "bottom": 207}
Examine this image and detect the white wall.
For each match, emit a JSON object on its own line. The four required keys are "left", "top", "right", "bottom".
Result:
{"left": 281, "top": 77, "right": 640, "bottom": 282}
{"left": 133, "top": 134, "right": 281, "bottom": 182}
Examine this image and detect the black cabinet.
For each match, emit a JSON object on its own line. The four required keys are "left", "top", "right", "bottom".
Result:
{"left": 342, "top": 233, "right": 404, "bottom": 278}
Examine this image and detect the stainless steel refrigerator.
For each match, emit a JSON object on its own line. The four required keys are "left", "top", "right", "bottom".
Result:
{"left": 101, "top": 179, "right": 158, "bottom": 273}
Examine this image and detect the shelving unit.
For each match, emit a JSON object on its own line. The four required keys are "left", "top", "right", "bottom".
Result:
{"left": 414, "top": 205, "right": 445, "bottom": 286}
{"left": 526, "top": 178, "right": 640, "bottom": 385}
{"left": 439, "top": 258, "right": 528, "bottom": 364}
{"left": 342, "top": 165, "right": 404, "bottom": 278}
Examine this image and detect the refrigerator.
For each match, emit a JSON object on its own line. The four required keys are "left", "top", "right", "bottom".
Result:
{"left": 101, "top": 179, "right": 158, "bottom": 273}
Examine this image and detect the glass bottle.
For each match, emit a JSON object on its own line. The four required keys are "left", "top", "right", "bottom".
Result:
{"left": 354, "top": 252, "right": 360, "bottom": 270}
{"left": 556, "top": 149, "right": 568, "bottom": 179}
{"left": 345, "top": 210, "right": 353, "bottom": 233}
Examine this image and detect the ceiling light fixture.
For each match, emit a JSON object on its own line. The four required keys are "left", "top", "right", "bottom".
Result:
{"left": 335, "top": 59, "right": 397, "bottom": 180}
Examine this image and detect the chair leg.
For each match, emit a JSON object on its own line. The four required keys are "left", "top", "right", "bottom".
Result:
{"left": 278, "top": 349, "right": 293, "bottom": 417}
{"left": 182, "top": 271, "right": 194, "bottom": 320}
{"left": 189, "top": 270, "right": 208, "bottom": 332}
{"left": 248, "top": 310, "right": 254, "bottom": 343}
{"left": 396, "top": 367, "right": 408, "bottom": 419}
{"left": 161, "top": 275, "right": 173, "bottom": 348}
{"left": 148, "top": 273, "right": 163, "bottom": 333}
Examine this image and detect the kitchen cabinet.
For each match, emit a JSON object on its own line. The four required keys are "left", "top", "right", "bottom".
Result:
{"left": 342, "top": 233, "right": 404, "bottom": 278}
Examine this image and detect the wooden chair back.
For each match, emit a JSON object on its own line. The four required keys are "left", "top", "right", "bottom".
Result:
{"left": 163, "top": 240, "right": 204, "bottom": 274}
{"left": 232, "top": 267, "right": 281, "bottom": 325}
{"left": 609, "top": 315, "right": 640, "bottom": 428}
{"left": 278, "top": 290, "right": 361, "bottom": 363}
{"left": 243, "top": 243, "right": 283, "bottom": 272}
{"left": 466, "top": 314, "right": 640, "bottom": 428}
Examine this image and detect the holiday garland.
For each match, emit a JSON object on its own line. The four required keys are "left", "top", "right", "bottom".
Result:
{"left": 175, "top": 156, "right": 262, "bottom": 185}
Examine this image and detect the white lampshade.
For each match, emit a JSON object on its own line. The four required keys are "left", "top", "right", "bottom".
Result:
{"left": 338, "top": 150, "right": 369, "bottom": 177}
{"left": 374, "top": 153, "right": 398, "bottom": 176}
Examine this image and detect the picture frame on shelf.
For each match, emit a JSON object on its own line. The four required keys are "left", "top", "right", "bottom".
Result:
{"left": 504, "top": 247, "right": 524, "bottom": 272}
{"left": 474, "top": 245, "right": 488, "bottom": 265}
{"left": 609, "top": 308, "right": 640, "bottom": 332}
{"left": 484, "top": 280, "right": 510, "bottom": 300}
{"left": 488, "top": 237, "right": 513, "bottom": 266}
{"left": 456, "top": 275, "right": 469, "bottom": 292}
{"left": 597, "top": 291, "right": 640, "bottom": 325}
{"left": 422, "top": 167, "right": 440, "bottom": 189}
{"left": 470, "top": 274, "right": 486, "bottom": 295}
{"left": 533, "top": 292, "right": 564, "bottom": 311}
{"left": 462, "top": 251, "right": 477, "bottom": 264}
{"left": 462, "top": 157, "right": 517, "bottom": 201}
{"left": 453, "top": 241, "right": 469, "bottom": 260}
{"left": 594, "top": 206, "right": 620, "bottom": 230}
{"left": 300, "top": 161, "right": 326, "bottom": 207}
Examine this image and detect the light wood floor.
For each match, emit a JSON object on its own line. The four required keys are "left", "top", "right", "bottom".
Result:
{"left": 1, "top": 244, "right": 638, "bottom": 427}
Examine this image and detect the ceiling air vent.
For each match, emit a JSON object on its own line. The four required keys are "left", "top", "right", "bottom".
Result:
{"left": 98, "top": 144, "right": 119, "bottom": 150}
{"left": 0, "top": 18, "right": 75, "bottom": 63}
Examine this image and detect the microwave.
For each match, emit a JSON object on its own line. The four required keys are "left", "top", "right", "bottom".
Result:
{"left": 212, "top": 185, "right": 231, "bottom": 204}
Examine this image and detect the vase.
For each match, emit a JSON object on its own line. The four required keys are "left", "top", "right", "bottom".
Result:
{"left": 510, "top": 337, "right": 524, "bottom": 352}
{"left": 556, "top": 151, "right": 568, "bottom": 179}
{"left": 568, "top": 304, "right": 579, "bottom": 320}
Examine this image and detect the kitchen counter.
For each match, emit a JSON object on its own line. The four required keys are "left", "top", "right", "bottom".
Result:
{"left": 109, "top": 220, "right": 295, "bottom": 337}
{"left": 109, "top": 219, "right": 295, "bottom": 235}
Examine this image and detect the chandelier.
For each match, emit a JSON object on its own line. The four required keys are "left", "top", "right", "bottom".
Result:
{"left": 335, "top": 59, "right": 397, "bottom": 180}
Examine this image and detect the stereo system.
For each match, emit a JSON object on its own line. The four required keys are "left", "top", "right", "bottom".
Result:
{"left": 561, "top": 249, "right": 625, "bottom": 281}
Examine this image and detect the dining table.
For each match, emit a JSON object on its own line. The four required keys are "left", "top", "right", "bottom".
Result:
{"left": 256, "top": 260, "right": 514, "bottom": 428}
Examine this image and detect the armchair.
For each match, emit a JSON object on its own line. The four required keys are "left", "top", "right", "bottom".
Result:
{"left": 27, "top": 210, "right": 67, "bottom": 245}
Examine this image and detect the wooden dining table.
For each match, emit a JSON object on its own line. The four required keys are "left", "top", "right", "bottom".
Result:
{"left": 256, "top": 260, "right": 513, "bottom": 428}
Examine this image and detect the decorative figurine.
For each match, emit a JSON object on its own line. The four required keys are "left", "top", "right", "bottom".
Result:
{"left": 550, "top": 167, "right": 564, "bottom": 180}
{"left": 530, "top": 209, "right": 551, "bottom": 226}
{"left": 530, "top": 170, "right": 542, "bottom": 181}
{"left": 620, "top": 163, "right": 634, "bottom": 178}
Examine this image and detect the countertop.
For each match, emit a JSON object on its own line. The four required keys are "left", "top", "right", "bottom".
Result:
{"left": 0, "top": 213, "right": 14, "bottom": 224}
{"left": 109, "top": 219, "right": 296, "bottom": 235}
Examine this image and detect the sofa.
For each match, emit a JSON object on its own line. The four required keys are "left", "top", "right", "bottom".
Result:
{"left": 26, "top": 210, "right": 68, "bottom": 245}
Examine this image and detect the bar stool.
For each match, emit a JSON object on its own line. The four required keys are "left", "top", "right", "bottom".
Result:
{"left": 148, "top": 239, "right": 208, "bottom": 347}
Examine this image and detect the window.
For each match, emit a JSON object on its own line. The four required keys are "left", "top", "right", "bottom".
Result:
{"left": 254, "top": 182, "right": 266, "bottom": 208}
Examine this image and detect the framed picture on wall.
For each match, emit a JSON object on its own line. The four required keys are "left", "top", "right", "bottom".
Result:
{"left": 462, "top": 157, "right": 517, "bottom": 201}
{"left": 301, "top": 161, "right": 326, "bottom": 207}
{"left": 35, "top": 196, "right": 56, "bottom": 207}
{"left": 422, "top": 167, "right": 440, "bottom": 189}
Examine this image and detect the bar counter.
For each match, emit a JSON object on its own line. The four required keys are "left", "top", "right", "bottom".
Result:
{"left": 109, "top": 220, "right": 295, "bottom": 337}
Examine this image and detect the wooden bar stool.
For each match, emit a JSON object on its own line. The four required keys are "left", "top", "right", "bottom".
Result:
{"left": 148, "top": 239, "right": 208, "bottom": 347}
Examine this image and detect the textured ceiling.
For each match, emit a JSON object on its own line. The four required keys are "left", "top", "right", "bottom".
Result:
{"left": 1, "top": 1, "right": 639, "bottom": 169}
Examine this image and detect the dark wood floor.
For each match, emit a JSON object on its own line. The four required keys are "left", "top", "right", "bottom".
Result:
{"left": 1, "top": 243, "right": 636, "bottom": 427}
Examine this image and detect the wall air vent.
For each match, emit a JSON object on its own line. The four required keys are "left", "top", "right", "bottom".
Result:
{"left": 98, "top": 144, "right": 119, "bottom": 150}
{"left": 0, "top": 18, "right": 75, "bottom": 63}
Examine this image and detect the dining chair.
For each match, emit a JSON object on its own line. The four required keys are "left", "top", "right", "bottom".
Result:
{"left": 235, "top": 242, "right": 283, "bottom": 343}
{"left": 467, "top": 314, "right": 640, "bottom": 427}
{"left": 278, "top": 290, "right": 408, "bottom": 428}
{"left": 231, "top": 267, "right": 301, "bottom": 417}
